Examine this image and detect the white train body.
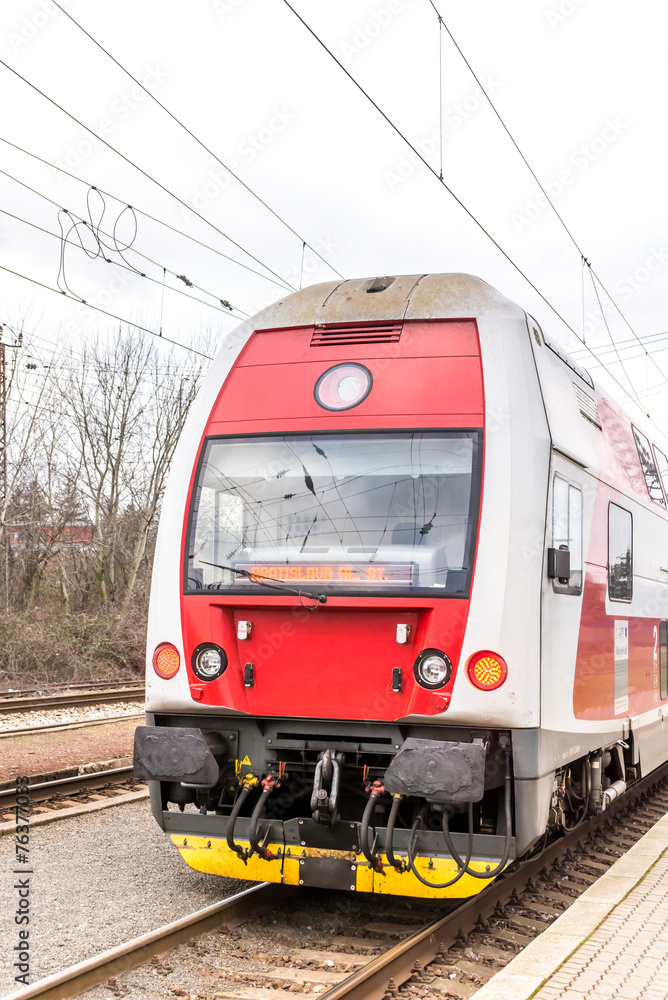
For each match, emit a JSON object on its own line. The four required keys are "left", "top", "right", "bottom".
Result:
{"left": 137, "top": 274, "right": 668, "bottom": 897}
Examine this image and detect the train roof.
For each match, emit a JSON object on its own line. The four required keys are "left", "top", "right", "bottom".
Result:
{"left": 246, "top": 272, "right": 525, "bottom": 330}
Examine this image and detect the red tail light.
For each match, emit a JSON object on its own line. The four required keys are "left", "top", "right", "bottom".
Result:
{"left": 153, "top": 643, "right": 181, "bottom": 679}
{"left": 467, "top": 651, "right": 507, "bottom": 690}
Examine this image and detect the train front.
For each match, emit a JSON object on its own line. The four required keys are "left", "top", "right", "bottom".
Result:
{"left": 136, "top": 273, "right": 547, "bottom": 898}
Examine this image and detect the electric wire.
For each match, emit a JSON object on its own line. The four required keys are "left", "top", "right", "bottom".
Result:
{"left": 280, "top": 0, "right": 655, "bottom": 415}
{"left": 0, "top": 58, "right": 294, "bottom": 292}
{"left": 5, "top": 343, "right": 202, "bottom": 418}
{"left": 438, "top": 10, "right": 444, "bottom": 180}
{"left": 51, "top": 0, "right": 344, "bottom": 281}
{"left": 3, "top": 321, "right": 209, "bottom": 417}
{"left": 424, "top": 0, "right": 668, "bottom": 409}
{"left": 10, "top": 326, "right": 206, "bottom": 385}
{"left": 0, "top": 263, "right": 213, "bottom": 359}
{"left": 0, "top": 162, "right": 249, "bottom": 316}
{"left": 0, "top": 135, "right": 291, "bottom": 291}
{"left": 159, "top": 268, "right": 166, "bottom": 336}
{"left": 585, "top": 263, "right": 645, "bottom": 411}
{"left": 0, "top": 203, "right": 247, "bottom": 320}
{"left": 2, "top": 15, "right": 662, "bottom": 418}
{"left": 573, "top": 330, "right": 668, "bottom": 362}
{"left": 425, "top": 0, "right": 583, "bottom": 256}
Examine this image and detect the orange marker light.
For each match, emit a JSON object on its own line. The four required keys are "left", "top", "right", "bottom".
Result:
{"left": 468, "top": 651, "right": 507, "bottom": 691}
{"left": 153, "top": 643, "right": 181, "bottom": 679}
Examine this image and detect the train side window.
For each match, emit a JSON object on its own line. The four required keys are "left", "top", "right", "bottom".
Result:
{"left": 661, "top": 621, "right": 668, "bottom": 701}
{"left": 632, "top": 427, "right": 666, "bottom": 507}
{"left": 552, "top": 475, "right": 583, "bottom": 595}
{"left": 608, "top": 503, "right": 633, "bottom": 602}
{"left": 653, "top": 445, "right": 668, "bottom": 500}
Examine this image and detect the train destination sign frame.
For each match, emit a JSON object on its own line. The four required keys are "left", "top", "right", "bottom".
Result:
{"left": 234, "top": 562, "right": 415, "bottom": 586}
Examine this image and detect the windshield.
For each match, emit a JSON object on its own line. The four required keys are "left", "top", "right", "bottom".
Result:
{"left": 185, "top": 431, "right": 481, "bottom": 596}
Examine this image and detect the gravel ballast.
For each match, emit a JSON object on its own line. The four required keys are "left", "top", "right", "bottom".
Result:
{"left": 0, "top": 798, "right": 248, "bottom": 996}
{"left": 0, "top": 717, "right": 141, "bottom": 781}
{"left": 0, "top": 700, "right": 145, "bottom": 734}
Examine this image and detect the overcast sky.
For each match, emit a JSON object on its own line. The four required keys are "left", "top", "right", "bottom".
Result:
{"left": 1, "top": 1, "right": 667, "bottom": 426}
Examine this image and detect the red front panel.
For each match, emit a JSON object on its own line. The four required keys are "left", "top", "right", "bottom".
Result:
{"left": 179, "top": 319, "right": 484, "bottom": 722}
{"left": 182, "top": 601, "right": 461, "bottom": 720}
{"left": 216, "top": 357, "right": 482, "bottom": 424}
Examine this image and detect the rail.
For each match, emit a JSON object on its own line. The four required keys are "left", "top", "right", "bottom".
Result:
{"left": 0, "top": 766, "right": 135, "bottom": 809}
{"left": 5, "top": 759, "right": 667, "bottom": 1000}
{"left": 5, "top": 883, "right": 286, "bottom": 1000}
{"left": 0, "top": 685, "right": 144, "bottom": 714}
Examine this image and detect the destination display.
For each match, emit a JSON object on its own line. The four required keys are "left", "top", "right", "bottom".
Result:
{"left": 235, "top": 562, "right": 414, "bottom": 586}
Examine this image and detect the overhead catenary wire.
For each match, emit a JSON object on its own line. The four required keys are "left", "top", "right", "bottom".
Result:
{"left": 572, "top": 329, "right": 668, "bottom": 361}
{"left": 3, "top": 335, "right": 205, "bottom": 419}
{"left": 280, "top": 0, "right": 655, "bottom": 417}
{"left": 0, "top": 136, "right": 292, "bottom": 292}
{"left": 0, "top": 164, "right": 249, "bottom": 316}
{"left": 1, "top": 319, "right": 211, "bottom": 378}
{"left": 9, "top": 371, "right": 200, "bottom": 422}
{"left": 0, "top": 58, "right": 295, "bottom": 292}
{"left": 10, "top": 367, "right": 203, "bottom": 426}
{"left": 425, "top": 0, "right": 584, "bottom": 256}
{"left": 437, "top": 9, "right": 444, "bottom": 181}
{"left": 2, "top": 12, "right": 661, "bottom": 423}
{"left": 159, "top": 268, "right": 166, "bottom": 337}
{"left": 584, "top": 262, "right": 646, "bottom": 412}
{"left": 0, "top": 203, "right": 247, "bottom": 321}
{"left": 51, "top": 0, "right": 344, "bottom": 283}
{"left": 0, "top": 263, "right": 214, "bottom": 360}
{"left": 424, "top": 0, "right": 668, "bottom": 411}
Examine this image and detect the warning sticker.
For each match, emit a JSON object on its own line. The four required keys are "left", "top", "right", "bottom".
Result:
{"left": 240, "top": 755, "right": 251, "bottom": 766}
{"left": 614, "top": 620, "right": 629, "bottom": 715}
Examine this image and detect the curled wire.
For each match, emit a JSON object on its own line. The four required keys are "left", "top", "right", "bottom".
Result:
{"left": 55, "top": 187, "right": 241, "bottom": 316}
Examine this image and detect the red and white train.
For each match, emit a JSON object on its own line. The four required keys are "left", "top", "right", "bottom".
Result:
{"left": 135, "top": 273, "right": 668, "bottom": 898}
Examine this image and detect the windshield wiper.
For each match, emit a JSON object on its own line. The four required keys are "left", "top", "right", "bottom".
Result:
{"left": 198, "top": 560, "right": 327, "bottom": 605}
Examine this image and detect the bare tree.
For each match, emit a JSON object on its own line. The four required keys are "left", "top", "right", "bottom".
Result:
{"left": 59, "top": 329, "right": 207, "bottom": 604}
{"left": 123, "top": 354, "right": 202, "bottom": 602}
{"left": 0, "top": 319, "right": 212, "bottom": 685}
{"left": 1, "top": 319, "right": 68, "bottom": 609}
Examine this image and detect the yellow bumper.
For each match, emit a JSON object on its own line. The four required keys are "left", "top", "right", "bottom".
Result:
{"left": 171, "top": 835, "right": 502, "bottom": 898}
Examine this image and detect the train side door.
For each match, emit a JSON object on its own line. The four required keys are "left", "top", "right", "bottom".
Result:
{"left": 541, "top": 470, "right": 585, "bottom": 734}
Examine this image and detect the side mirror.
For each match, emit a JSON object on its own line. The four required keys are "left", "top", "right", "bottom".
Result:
{"left": 548, "top": 546, "right": 571, "bottom": 585}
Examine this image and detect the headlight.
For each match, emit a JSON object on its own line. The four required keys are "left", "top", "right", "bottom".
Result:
{"left": 314, "top": 363, "right": 372, "bottom": 411}
{"left": 191, "top": 643, "right": 227, "bottom": 681}
{"left": 414, "top": 648, "right": 452, "bottom": 689}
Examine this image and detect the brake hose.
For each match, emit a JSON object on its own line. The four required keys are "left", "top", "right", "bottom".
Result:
{"left": 385, "top": 794, "right": 407, "bottom": 872}
{"left": 226, "top": 778, "right": 257, "bottom": 862}
{"left": 248, "top": 779, "right": 275, "bottom": 858}
{"left": 563, "top": 760, "right": 590, "bottom": 831}
{"left": 441, "top": 751, "right": 512, "bottom": 879}
{"left": 360, "top": 784, "right": 384, "bottom": 871}
{"left": 407, "top": 802, "right": 475, "bottom": 889}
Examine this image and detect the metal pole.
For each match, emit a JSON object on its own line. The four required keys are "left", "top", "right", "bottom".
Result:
{"left": 0, "top": 337, "right": 7, "bottom": 611}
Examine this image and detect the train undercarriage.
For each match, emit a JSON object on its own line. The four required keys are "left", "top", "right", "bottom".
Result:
{"left": 136, "top": 714, "right": 638, "bottom": 898}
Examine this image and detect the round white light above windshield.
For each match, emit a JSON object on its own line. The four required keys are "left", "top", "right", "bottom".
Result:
{"left": 314, "top": 363, "right": 373, "bottom": 411}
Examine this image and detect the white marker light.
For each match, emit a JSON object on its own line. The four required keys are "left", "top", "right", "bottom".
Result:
{"left": 314, "top": 364, "right": 372, "bottom": 411}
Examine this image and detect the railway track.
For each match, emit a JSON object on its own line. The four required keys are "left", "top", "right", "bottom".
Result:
{"left": 0, "top": 713, "right": 144, "bottom": 739}
{"left": 0, "top": 684, "right": 144, "bottom": 714}
{"left": 4, "top": 883, "right": 284, "bottom": 1000}
{"left": 0, "top": 764, "right": 144, "bottom": 823}
{"left": 9, "top": 765, "right": 668, "bottom": 1000}
{"left": 0, "top": 679, "right": 139, "bottom": 696}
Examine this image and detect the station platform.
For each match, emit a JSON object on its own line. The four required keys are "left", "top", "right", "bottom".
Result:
{"left": 474, "top": 812, "right": 668, "bottom": 1000}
